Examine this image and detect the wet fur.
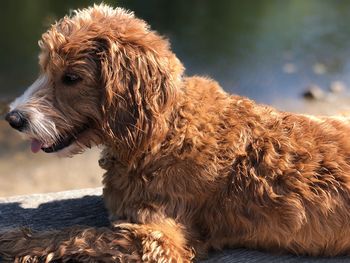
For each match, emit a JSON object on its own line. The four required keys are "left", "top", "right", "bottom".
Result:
{"left": 2, "top": 4, "right": 350, "bottom": 262}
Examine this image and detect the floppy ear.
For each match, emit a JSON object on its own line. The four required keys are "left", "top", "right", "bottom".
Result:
{"left": 94, "top": 36, "right": 184, "bottom": 153}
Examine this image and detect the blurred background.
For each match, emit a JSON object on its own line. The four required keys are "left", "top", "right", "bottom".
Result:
{"left": 2, "top": 0, "right": 350, "bottom": 196}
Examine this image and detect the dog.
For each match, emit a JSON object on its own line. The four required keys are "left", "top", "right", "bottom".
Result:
{"left": 2, "top": 3, "right": 350, "bottom": 262}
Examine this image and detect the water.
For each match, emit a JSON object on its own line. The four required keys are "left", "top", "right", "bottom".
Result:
{"left": 2, "top": 0, "right": 350, "bottom": 196}
{"left": 1, "top": 0, "right": 350, "bottom": 104}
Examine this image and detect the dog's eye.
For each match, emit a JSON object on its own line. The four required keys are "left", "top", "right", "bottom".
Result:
{"left": 62, "top": 73, "right": 82, "bottom": 86}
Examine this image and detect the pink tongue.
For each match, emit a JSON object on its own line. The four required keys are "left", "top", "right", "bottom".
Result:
{"left": 31, "top": 139, "right": 43, "bottom": 153}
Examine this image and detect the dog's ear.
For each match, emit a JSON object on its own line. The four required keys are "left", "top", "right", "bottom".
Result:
{"left": 94, "top": 35, "right": 184, "bottom": 150}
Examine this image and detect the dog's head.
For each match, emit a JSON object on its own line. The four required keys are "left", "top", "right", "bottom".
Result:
{"left": 5, "top": 4, "right": 184, "bottom": 157}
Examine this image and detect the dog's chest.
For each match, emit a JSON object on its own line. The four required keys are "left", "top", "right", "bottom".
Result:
{"left": 100, "top": 152, "right": 209, "bottom": 224}
{"left": 100, "top": 158, "right": 171, "bottom": 222}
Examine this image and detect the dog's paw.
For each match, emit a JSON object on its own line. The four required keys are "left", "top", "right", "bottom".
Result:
{"left": 113, "top": 222, "right": 194, "bottom": 263}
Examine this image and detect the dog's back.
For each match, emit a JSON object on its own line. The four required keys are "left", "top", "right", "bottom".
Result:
{"left": 173, "top": 77, "right": 350, "bottom": 255}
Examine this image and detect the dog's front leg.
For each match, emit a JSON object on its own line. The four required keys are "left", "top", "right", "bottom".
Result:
{"left": 0, "top": 226, "right": 142, "bottom": 262}
{"left": 112, "top": 219, "right": 195, "bottom": 263}
{"left": 0, "top": 219, "right": 194, "bottom": 262}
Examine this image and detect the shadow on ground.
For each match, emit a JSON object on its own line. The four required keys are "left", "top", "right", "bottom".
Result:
{"left": 0, "top": 191, "right": 349, "bottom": 262}
{"left": 0, "top": 195, "right": 109, "bottom": 231}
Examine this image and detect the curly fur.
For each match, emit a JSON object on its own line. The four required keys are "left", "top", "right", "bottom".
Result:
{"left": 2, "top": 4, "right": 350, "bottom": 262}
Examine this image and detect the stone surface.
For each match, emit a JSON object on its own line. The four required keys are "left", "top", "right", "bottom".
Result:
{"left": 0, "top": 188, "right": 348, "bottom": 262}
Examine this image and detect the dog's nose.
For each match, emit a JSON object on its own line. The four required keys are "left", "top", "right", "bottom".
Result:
{"left": 5, "top": 110, "right": 27, "bottom": 131}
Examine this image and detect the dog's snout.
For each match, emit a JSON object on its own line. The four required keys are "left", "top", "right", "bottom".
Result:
{"left": 5, "top": 110, "right": 27, "bottom": 131}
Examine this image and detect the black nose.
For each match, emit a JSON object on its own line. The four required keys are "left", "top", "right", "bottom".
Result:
{"left": 5, "top": 110, "right": 27, "bottom": 131}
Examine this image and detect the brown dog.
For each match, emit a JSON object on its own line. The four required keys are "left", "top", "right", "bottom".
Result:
{"left": 2, "top": 4, "right": 350, "bottom": 262}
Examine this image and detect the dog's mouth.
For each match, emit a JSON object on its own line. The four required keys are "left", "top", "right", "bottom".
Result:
{"left": 31, "top": 125, "right": 89, "bottom": 153}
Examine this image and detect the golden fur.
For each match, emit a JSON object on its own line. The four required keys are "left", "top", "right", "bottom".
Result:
{"left": 2, "top": 4, "right": 350, "bottom": 262}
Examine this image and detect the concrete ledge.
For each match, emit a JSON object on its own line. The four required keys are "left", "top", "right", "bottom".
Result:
{"left": 0, "top": 188, "right": 348, "bottom": 262}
